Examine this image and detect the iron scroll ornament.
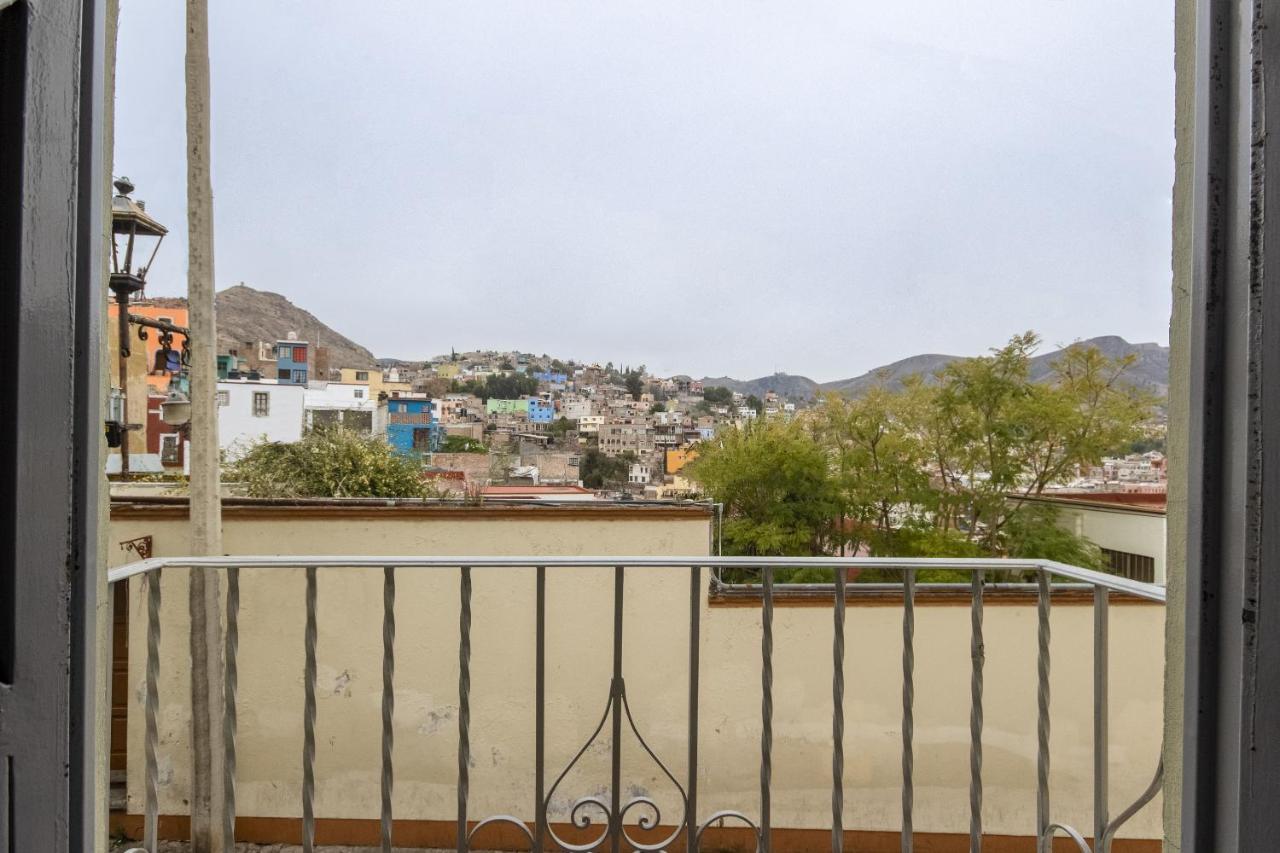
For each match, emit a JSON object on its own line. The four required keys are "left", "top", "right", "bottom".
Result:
{"left": 541, "top": 677, "right": 690, "bottom": 853}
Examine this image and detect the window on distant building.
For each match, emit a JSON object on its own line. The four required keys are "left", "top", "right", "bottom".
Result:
{"left": 354, "top": 389, "right": 364, "bottom": 399}
{"left": 355, "top": 371, "right": 369, "bottom": 382}
{"left": 216, "top": 390, "right": 230, "bottom": 407}
{"left": 278, "top": 345, "right": 290, "bottom": 359}
{"left": 1100, "top": 548, "right": 1155, "bottom": 583}
{"left": 294, "top": 369, "right": 307, "bottom": 384}
{"left": 159, "top": 433, "right": 180, "bottom": 464}
{"left": 278, "top": 369, "right": 291, "bottom": 381}
{"left": 293, "top": 345, "right": 306, "bottom": 362}
{"left": 253, "top": 392, "right": 270, "bottom": 417}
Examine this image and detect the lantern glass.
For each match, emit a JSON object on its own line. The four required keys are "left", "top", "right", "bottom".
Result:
{"left": 160, "top": 389, "right": 191, "bottom": 427}
{"left": 110, "top": 177, "right": 168, "bottom": 285}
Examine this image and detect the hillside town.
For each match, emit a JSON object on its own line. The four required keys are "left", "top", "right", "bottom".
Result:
{"left": 108, "top": 296, "right": 1169, "bottom": 507}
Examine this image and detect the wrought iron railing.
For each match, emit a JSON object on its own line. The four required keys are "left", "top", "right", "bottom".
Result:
{"left": 108, "top": 556, "right": 1165, "bottom": 853}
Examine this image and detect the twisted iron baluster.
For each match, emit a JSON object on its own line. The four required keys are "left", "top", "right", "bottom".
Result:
{"left": 1036, "top": 570, "right": 1051, "bottom": 853}
{"left": 833, "top": 567, "right": 846, "bottom": 853}
{"left": 688, "top": 566, "right": 702, "bottom": 853}
{"left": 222, "top": 567, "right": 240, "bottom": 851}
{"left": 760, "top": 566, "right": 774, "bottom": 853}
{"left": 1094, "top": 587, "right": 1109, "bottom": 852}
{"left": 381, "top": 567, "right": 396, "bottom": 853}
{"left": 901, "top": 568, "right": 915, "bottom": 853}
{"left": 302, "top": 567, "right": 318, "bottom": 853}
{"left": 457, "top": 566, "right": 471, "bottom": 853}
{"left": 969, "top": 570, "right": 985, "bottom": 850}
{"left": 143, "top": 571, "right": 161, "bottom": 853}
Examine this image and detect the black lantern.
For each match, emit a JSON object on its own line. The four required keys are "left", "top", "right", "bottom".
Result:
{"left": 109, "top": 176, "right": 167, "bottom": 299}
{"left": 108, "top": 177, "right": 169, "bottom": 478}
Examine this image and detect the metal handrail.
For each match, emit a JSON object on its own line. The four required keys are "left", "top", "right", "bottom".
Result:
{"left": 107, "top": 555, "right": 1166, "bottom": 602}
{"left": 109, "top": 555, "right": 1164, "bottom": 853}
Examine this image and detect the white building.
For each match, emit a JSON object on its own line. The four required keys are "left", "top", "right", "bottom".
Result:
{"left": 304, "top": 381, "right": 375, "bottom": 431}
{"left": 1027, "top": 493, "right": 1168, "bottom": 584}
{"left": 562, "top": 399, "right": 594, "bottom": 421}
{"left": 628, "top": 462, "right": 651, "bottom": 485}
{"left": 577, "top": 415, "right": 605, "bottom": 434}
{"left": 218, "top": 379, "right": 305, "bottom": 458}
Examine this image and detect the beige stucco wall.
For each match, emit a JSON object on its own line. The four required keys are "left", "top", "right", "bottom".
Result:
{"left": 111, "top": 508, "right": 1163, "bottom": 841}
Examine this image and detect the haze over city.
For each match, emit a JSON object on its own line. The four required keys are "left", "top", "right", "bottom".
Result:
{"left": 114, "top": 1, "right": 1174, "bottom": 381}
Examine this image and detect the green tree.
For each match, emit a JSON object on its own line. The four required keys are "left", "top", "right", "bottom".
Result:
{"left": 227, "top": 426, "right": 437, "bottom": 498}
{"left": 687, "top": 420, "right": 839, "bottom": 558}
{"left": 470, "top": 372, "right": 538, "bottom": 401}
{"left": 547, "top": 416, "right": 574, "bottom": 440}
{"left": 744, "top": 394, "right": 764, "bottom": 415}
{"left": 686, "top": 332, "right": 1151, "bottom": 582}
{"left": 702, "top": 386, "right": 733, "bottom": 405}
{"left": 580, "top": 448, "right": 633, "bottom": 489}
{"left": 810, "top": 387, "right": 933, "bottom": 556}
{"left": 439, "top": 435, "right": 486, "bottom": 453}
{"left": 623, "top": 366, "right": 646, "bottom": 401}
{"left": 915, "top": 332, "right": 1153, "bottom": 552}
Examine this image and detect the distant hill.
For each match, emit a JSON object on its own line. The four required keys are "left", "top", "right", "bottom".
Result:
{"left": 142, "top": 284, "right": 1168, "bottom": 397}
{"left": 817, "top": 353, "right": 958, "bottom": 397}
{"left": 146, "top": 284, "right": 378, "bottom": 369}
{"left": 705, "top": 337, "right": 1170, "bottom": 401}
{"left": 699, "top": 373, "right": 819, "bottom": 400}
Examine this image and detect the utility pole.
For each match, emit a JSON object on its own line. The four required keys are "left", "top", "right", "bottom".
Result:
{"left": 186, "top": 0, "right": 225, "bottom": 849}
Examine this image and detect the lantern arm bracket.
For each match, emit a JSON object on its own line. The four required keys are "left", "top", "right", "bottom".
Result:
{"left": 126, "top": 313, "right": 190, "bottom": 338}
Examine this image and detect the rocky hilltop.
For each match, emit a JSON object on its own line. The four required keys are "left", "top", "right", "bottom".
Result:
{"left": 146, "top": 284, "right": 377, "bottom": 369}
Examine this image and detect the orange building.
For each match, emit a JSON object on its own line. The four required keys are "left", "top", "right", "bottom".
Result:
{"left": 106, "top": 302, "right": 190, "bottom": 393}
{"left": 665, "top": 447, "right": 698, "bottom": 475}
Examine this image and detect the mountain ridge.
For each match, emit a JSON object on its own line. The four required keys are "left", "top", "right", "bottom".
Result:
{"left": 701, "top": 336, "right": 1170, "bottom": 400}
{"left": 155, "top": 285, "right": 1168, "bottom": 396}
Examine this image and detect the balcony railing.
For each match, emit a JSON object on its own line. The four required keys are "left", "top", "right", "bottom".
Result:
{"left": 108, "top": 556, "right": 1165, "bottom": 853}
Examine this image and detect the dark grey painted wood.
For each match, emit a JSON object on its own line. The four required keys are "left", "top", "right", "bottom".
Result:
{"left": 1183, "top": 0, "right": 1280, "bottom": 848}
{"left": 0, "top": 0, "right": 104, "bottom": 850}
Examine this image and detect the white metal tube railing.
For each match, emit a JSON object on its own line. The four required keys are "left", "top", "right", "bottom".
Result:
{"left": 110, "top": 556, "right": 1165, "bottom": 853}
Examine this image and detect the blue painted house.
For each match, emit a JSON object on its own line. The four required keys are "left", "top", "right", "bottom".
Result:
{"left": 385, "top": 397, "right": 440, "bottom": 454}
{"left": 528, "top": 399, "right": 555, "bottom": 424}
{"left": 533, "top": 371, "right": 568, "bottom": 386}
{"left": 275, "top": 338, "right": 309, "bottom": 385}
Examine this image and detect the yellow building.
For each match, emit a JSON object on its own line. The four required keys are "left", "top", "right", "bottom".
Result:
{"left": 435, "top": 362, "right": 461, "bottom": 379}
{"left": 337, "top": 367, "right": 414, "bottom": 399}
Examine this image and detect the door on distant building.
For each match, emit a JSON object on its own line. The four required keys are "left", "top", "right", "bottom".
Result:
{"left": 413, "top": 427, "right": 432, "bottom": 450}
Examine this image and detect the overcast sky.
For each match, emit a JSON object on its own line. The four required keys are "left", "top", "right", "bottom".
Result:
{"left": 114, "top": 1, "right": 1174, "bottom": 381}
